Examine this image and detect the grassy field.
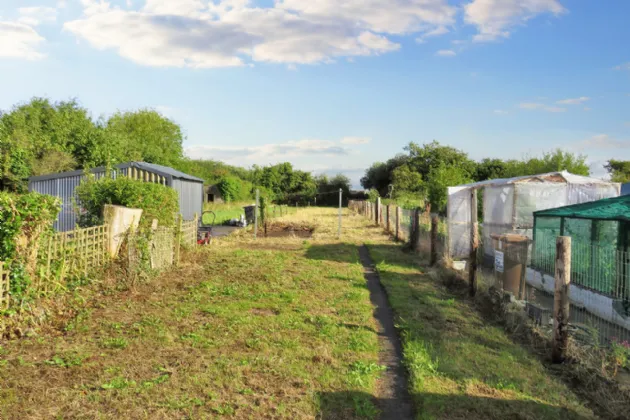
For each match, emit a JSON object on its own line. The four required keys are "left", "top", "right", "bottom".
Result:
{"left": 202, "top": 201, "right": 298, "bottom": 225}
{"left": 367, "top": 244, "right": 594, "bottom": 419}
{"left": 0, "top": 208, "right": 593, "bottom": 419}
{"left": 0, "top": 209, "right": 384, "bottom": 419}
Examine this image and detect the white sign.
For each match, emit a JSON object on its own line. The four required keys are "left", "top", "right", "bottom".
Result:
{"left": 495, "top": 250, "right": 505, "bottom": 273}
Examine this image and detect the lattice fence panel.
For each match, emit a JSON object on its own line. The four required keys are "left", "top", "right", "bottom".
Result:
{"left": 180, "top": 214, "right": 198, "bottom": 247}
{"left": 151, "top": 227, "right": 175, "bottom": 270}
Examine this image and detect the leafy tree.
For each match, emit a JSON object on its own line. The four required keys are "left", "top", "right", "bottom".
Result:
{"left": 605, "top": 160, "right": 630, "bottom": 183}
{"left": 105, "top": 109, "right": 184, "bottom": 167}
{"left": 391, "top": 164, "right": 423, "bottom": 196}
{"left": 475, "top": 158, "right": 507, "bottom": 181}
{"left": 426, "top": 163, "right": 473, "bottom": 215}
{"left": 405, "top": 141, "right": 475, "bottom": 180}
{"left": 503, "top": 150, "right": 589, "bottom": 178}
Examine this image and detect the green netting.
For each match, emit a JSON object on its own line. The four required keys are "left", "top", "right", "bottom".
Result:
{"left": 533, "top": 215, "right": 624, "bottom": 296}
{"left": 534, "top": 194, "right": 630, "bottom": 221}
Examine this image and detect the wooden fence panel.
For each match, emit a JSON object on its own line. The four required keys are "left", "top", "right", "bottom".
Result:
{"left": 150, "top": 227, "right": 175, "bottom": 270}
{"left": 180, "top": 214, "right": 198, "bottom": 248}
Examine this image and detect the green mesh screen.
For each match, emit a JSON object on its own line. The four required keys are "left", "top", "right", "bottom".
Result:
{"left": 532, "top": 217, "right": 561, "bottom": 273}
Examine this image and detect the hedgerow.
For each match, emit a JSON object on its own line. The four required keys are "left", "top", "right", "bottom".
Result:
{"left": 76, "top": 176, "right": 179, "bottom": 229}
{"left": 0, "top": 191, "right": 60, "bottom": 301}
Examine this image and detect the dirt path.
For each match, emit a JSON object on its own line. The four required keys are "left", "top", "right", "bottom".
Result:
{"left": 358, "top": 245, "right": 414, "bottom": 420}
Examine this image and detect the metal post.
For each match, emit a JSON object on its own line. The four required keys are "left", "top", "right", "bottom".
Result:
{"left": 553, "top": 236, "right": 571, "bottom": 363}
{"left": 338, "top": 188, "right": 342, "bottom": 238}
{"left": 254, "top": 189, "right": 259, "bottom": 240}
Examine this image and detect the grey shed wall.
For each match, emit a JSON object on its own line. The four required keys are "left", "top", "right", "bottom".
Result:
{"left": 172, "top": 178, "right": 203, "bottom": 221}
{"left": 29, "top": 170, "right": 110, "bottom": 232}
{"left": 29, "top": 163, "right": 203, "bottom": 231}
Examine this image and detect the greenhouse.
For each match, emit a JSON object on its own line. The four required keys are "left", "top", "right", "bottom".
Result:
{"left": 447, "top": 171, "right": 620, "bottom": 261}
{"left": 533, "top": 194, "right": 630, "bottom": 299}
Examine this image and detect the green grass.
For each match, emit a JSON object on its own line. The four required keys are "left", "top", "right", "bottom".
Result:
{"left": 0, "top": 209, "right": 383, "bottom": 419}
{"left": 202, "top": 201, "right": 298, "bottom": 225}
{"left": 367, "top": 243, "right": 594, "bottom": 420}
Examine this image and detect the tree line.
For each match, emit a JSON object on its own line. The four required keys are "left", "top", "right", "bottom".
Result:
{"left": 361, "top": 141, "right": 627, "bottom": 213}
{"left": 0, "top": 97, "right": 351, "bottom": 204}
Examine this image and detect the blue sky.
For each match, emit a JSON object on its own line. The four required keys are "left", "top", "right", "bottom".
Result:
{"left": 0, "top": 0, "right": 629, "bottom": 187}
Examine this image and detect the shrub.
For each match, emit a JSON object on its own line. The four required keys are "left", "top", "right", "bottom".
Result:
{"left": 217, "top": 176, "right": 252, "bottom": 202}
{"left": 367, "top": 189, "right": 380, "bottom": 203}
{"left": 76, "top": 176, "right": 179, "bottom": 229}
{"left": 0, "top": 191, "right": 60, "bottom": 301}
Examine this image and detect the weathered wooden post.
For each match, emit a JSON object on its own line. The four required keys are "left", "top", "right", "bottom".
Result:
{"left": 411, "top": 208, "right": 421, "bottom": 251}
{"left": 375, "top": 197, "right": 381, "bottom": 225}
{"left": 174, "top": 214, "right": 183, "bottom": 266}
{"left": 469, "top": 189, "right": 479, "bottom": 297}
{"left": 430, "top": 214, "right": 439, "bottom": 266}
{"left": 553, "top": 236, "right": 571, "bottom": 363}
{"left": 386, "top": 205, "right": 391, "bottom": 232}
{"left": 395, "top": 206, "right": 401, "bottom": 241}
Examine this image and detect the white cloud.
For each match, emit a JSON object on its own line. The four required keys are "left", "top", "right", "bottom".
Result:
{"left": 64, "top": 0, "right": 455, "bottom": 68}
{"left": 494, "top": 109, "right": 508, "bottom": 115}
{"left": 415, "top": 25, "right": 449, "bottom": 43}
{"left": 0, "top": 21, "right": 46, "bottom": 60}
{"left": 576, "top": 134, "right": 630, "bottom": 150}
{"left": 556, "top": 96, "right": 589, "bottom": 105}
{"left": 185, "top": 139, "right": 350, "bottom": 163}
{"left": 436, "top": 49, "right": 456, "bottom": 57}
{"left": 518, "top": 102, "right": 566, "bottom": 113}
{"left": 341, "top": 137, "right": 371, "bottom": 145}
{"left": 464, "top": 0, "right": 566, "bottom": 42}
{"left": 583, "top": 107, "right": 592, "bottom": 111}
{"left": 613, "top": 62, "right": 630, "bottom": 71}
{"left": 18, "top": 7, "right": 58, "bottom": 26}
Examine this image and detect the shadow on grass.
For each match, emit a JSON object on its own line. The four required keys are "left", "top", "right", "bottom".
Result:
{"left": 316, "top": 391, "right": 591, "bottom": 420}
{"left": 305, "top": 243, "right": 420, "bottom": 270}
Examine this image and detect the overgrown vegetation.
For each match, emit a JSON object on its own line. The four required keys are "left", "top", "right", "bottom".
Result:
{"left": 0, "top": 192, "right": 60, "bottom": 302}
{"left": 76, "top": 176, "right": 179, "bottom": 228}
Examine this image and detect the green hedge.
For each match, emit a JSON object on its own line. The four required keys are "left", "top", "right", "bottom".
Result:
{"left": 76, "top": 177, "right": 179, "bottom": 229}
{"left": 0, "top": 191, "right": 60, "bottom": 301}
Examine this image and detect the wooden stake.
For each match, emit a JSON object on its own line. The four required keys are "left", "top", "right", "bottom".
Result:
{"left": 553, "top": 236, "right": 571, "bottom": 364}
{"left": 386, "top": 205, "right": 391, "bottom": 232}
{"left": 430, "top": 214, "right": 439, "bottom": 266}
{"left": 469, "top": 189, "right": 478, "bottom": 297}
{"left": 395, "top": 206, "right": 401, "bottom": 241}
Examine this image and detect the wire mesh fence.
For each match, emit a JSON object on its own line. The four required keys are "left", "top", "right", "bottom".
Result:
{"left": 528, "top": 233, "right": 630, "bottom": 345}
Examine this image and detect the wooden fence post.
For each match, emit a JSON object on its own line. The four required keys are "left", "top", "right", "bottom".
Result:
{"left": 411, "top": 208, "right": 421, "bottom": 251}
{"left": 553, "top": 236, "right": 571, "bottom": 364}
{"left": 174, "top": 214, "right": 183, "bottom": 266}
{"left": 375, "top": 197, "right": 381, "bottom": 225}
{"left": 386, "top": 205, "right": 391, "bottom": 232}
{"left": 395, "top": 206, "right": 401, "bottom": 241}
{"left": 469, "top": 189, "right": 478, "bottom": 297}
{"left": 430, "top": 214, "right": 439, "bottom": 266}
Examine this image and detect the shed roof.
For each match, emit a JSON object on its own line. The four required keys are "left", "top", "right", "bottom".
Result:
{"left": 121, "top": 162, "right": 204, "bottom": 183}
{"left": 454, "top": 170, "right": 614, "bottom": 190}
{"left": 534, "top": 194, "right": 630, "bottom": 222}
{"left": 29, "top": 161, "right": 203, "bottom": 183}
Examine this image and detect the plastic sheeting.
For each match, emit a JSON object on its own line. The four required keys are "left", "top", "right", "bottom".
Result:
{"left": 447, "top": 172, "right": 620, "bottom": 260}
{"left": 448, "top": 186, "right": 471, "bottom": 258}
{"left": 514, "top": 183, "right": 567, "bottom": 228}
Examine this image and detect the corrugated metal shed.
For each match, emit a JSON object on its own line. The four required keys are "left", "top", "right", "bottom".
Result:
{"left": 29, "top": 162, "right": 203, "bottom": 231}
